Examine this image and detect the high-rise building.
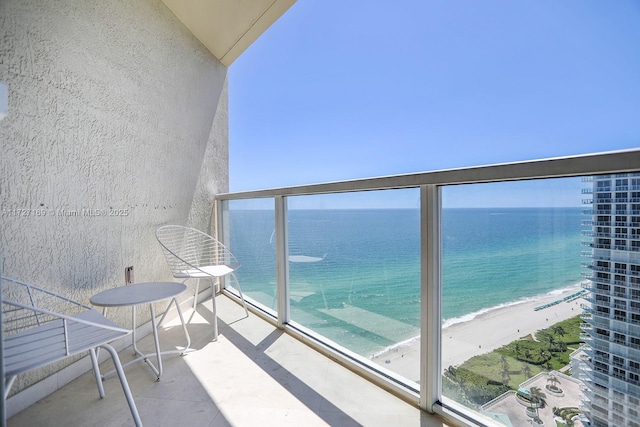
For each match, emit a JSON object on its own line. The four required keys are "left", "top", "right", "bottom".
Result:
{"left": 580, "top": 173, "right": 640, "bottom": 427}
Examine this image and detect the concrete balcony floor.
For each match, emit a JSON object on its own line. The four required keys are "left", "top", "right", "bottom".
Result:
{"left": 8, "top": 295, "right": 451, "bottom": 427}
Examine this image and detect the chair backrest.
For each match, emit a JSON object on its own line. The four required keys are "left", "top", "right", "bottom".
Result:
{"left": 1, "top": 276, "right": 131, "bottom": 379}
{"left": 1, "top": 276, "right": 90, "bottom": 336}
{"left": 155, "top": 225, "right": 240, "bottom": 276}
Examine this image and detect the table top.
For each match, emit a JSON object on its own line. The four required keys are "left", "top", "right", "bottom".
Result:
{"left": 90, "top": 282, "right": 187, "bottom": 307}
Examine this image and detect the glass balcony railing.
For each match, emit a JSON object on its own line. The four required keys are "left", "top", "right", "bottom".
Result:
{"left": 223, "top": 189, "right": 422, "bottom": 383}
{"left": 215, "top": 149, "right": 640, "bottom": 427}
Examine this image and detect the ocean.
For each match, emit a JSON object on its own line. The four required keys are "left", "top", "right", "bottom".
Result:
{"left": 228, "top": 207, "right": 583, "bottom": 356}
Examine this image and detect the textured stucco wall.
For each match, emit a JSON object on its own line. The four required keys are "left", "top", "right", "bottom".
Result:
{"left": 0, "top": 0, "right": 228, "bottom": 391}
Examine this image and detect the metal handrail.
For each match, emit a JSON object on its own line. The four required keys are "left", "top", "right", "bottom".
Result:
{"left": 217, "top": 149, "right": 640, "bottom": 201}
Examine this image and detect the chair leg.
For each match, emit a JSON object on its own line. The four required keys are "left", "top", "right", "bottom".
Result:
{"left": 172, "top": 297, "right": 191, "bottom": 353}
{"left": 211, "top": 278, "right": 218, "bottom": 341}
{"left": 99, "top": 344, "right": 143, "bottom": 427}
{"left": 191, "top": 278, "right": 200, "bottom": 310}
{"left": 231, "top": 273, "right": 249, "bottom": 317}
{"left": 89, "top": 348, "right": 105, "bottom": 399}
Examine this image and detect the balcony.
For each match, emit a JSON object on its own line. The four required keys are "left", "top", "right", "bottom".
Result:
{"left": 5, "top": 150, "right": 640, "bottom": 427}
{"left": 210, "top": 151, "right": 639, "bottom": 426}
{"left": 7, "top": 295, "right": 442, "bottom": 426}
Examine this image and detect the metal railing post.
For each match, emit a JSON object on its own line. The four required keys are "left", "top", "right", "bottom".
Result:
{"left": 420, "top": 184, "right": 442, "bottom": 412}
{"left": 275, "top": 196, "right": 290, "bottom": 327}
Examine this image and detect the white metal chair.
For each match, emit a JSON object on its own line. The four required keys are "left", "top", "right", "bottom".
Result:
{"left": 155, "top": 225, "right": 249, "bottom": 340}
{"left": 1, "top": 276, "right": 142, "bottom": 426}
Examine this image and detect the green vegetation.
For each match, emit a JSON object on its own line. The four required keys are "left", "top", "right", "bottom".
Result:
{"left": 553, "top": 406, "right": 580, "bottom": 426}
{"left": 444, "top": 315, "right": 582, "bottom": 407}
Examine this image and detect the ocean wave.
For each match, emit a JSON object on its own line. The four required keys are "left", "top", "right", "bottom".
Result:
{"left": 372, "top": 282, "right": 586, "bottom": 357}
{"left": 371, "top": 335, "right": 421, "bottom": 358}
{"left": 442, "top": 281, "right": 583, "bottom": 329}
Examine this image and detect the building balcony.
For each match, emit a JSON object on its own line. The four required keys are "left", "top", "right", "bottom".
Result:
{"left": 583, "top": 242, "right": 614, "bottom": 250}
{"left": 7, "top": 295, "right": 440, "bottom": 426}
{"left": 582, "top": 209, "right": 613, "bottom": 215}
{"left": 584, "top": 263, "right": 611, "bottom": 271}
{"left": 582, "top": 220, "right": 612, "bottom": 226}
{"left": 580, "top": 332, "right": 595, "bottom": 344}
{"left": 5, "top": 150, "right": 640, "bottom": 427}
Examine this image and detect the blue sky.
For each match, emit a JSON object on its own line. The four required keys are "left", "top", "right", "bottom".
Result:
{"left": 229, "top": 0, "right": 640, "bottom": 207}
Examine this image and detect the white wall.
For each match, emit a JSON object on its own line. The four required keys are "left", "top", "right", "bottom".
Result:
{"left": 0, "top": 0, "right": 228, "bottom": 391}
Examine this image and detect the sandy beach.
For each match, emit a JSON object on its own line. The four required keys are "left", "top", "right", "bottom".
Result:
{"left": 372, "top": 284, "right": 586, "bottom": 382}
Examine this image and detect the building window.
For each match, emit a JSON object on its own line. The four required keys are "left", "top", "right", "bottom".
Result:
{"left": 597, "top": 283, "right": 611, "bottom": 292}
{"left": 613, "top": 332, "right": 626, "bottom": 344}
{"left": 613, "top": 367, "right": 626, "bottom": 379}
{"left": 597, "top": 272, "right": 611, "bottom": 280}
{"left": 598, "top": 215, "right": 612, "bottom": 225}
{"left": 614, "top": 310, "right": 626, "bottom": 321}
{"left": 612, "top": 355, "right": 625, "bottom": 367}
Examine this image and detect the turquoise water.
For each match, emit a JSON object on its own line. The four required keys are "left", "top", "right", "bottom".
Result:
{"left": 228, "top": 207, "right": 583, "bottom": 355}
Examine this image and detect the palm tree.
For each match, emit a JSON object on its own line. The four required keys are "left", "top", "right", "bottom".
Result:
{"left": 557, "top": 341, "right": 568, "bottom": 353}
{"left": 546, "top": 334, "right": 557, "bottom": 351}
{"left": 529, "top": 386, "right": 547, "bottom": 422}
{"left": 530, "top": 386, "right": 546, "bottom": 406}
{"left": 547, "top": 373, "right": 560, "bottom": 391}
{"left": 551, "top": 325, "right": 566, "bottom": 337}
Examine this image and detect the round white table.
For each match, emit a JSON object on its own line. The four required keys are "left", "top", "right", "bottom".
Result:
{"left": 91, "top": 282, "right": 191, "bottom": 380}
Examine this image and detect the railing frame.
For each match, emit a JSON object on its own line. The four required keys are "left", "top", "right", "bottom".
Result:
{"left": 214, "top": 148, "right": 640, "bottom": 427}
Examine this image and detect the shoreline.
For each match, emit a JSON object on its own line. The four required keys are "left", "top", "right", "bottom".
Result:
{"left": 371, "top": 283, "right": 586, "bottom": 381}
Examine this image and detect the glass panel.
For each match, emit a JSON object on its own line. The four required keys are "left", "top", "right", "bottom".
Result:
{"left": 287, "top": 189, "right": 421, "bottom": 383}
{"left": 441, "top": 177, "right": 589, "bottom": 425}
{"left": 224, "top": 199, "right": 277, "bottom": 311}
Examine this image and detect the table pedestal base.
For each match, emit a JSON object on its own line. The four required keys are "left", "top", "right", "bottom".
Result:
{"left": 101, "top": 297, "right": 191, "bottom": 381}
